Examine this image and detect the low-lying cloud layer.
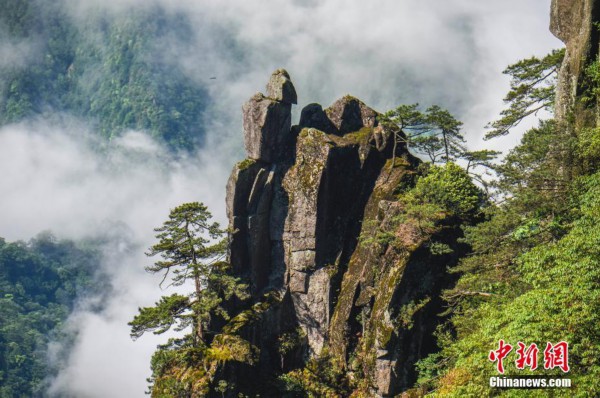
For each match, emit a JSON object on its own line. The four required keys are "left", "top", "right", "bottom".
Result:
{"left": 0, "top": 123, "right": 228, "bottom": 242}
{"left": 0, "top": 121, "right": 230, "bottom": 396}
{"left": 0, "top": 1, "right": 562, "bottom": 397}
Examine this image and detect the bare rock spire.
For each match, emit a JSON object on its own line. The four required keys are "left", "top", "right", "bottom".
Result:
{"left": 266, "top": 68, "right": 297, "bottom": 104}
{"left": 242, "top": 69, "right": 297, "bottom": 162}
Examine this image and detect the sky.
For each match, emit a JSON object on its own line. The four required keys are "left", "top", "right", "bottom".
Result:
{"left": 0, "top": 1, "right": 562, "bottom": 396}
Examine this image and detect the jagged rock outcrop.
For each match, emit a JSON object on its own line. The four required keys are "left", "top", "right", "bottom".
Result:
{"left": 325, "top": 95, "right": 378, "bottom": 134}
{"left": 550, "top": 0, "right": 600, "bottom": 124}
{"left": 242, "top": 92, "right": 292, "bottom": 163}
{"left": 226, "top": 70, "right": 461, "bottom": 397}
{"left": 266, "top": 68, "right": 298, "bottom": 104}
{"left": 299, "top": 103, "right": 338, "bottom": 135}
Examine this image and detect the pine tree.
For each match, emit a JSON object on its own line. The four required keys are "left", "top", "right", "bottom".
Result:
{"left": 485, "top": 48, "right": 564, "bottom": 139}
{"left": 129, "top": 202, "right": 248, "bottom": 344}
{"left": 424, "top": 105, "right": 465, "bottom": 162}
{"left": 129, "top": 202, "right": 253, "bottom": 396}
{"left": 380, "top": 103, "right": 466, "bottom": 164}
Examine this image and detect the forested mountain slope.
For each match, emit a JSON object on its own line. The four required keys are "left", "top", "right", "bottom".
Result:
{"left": 415, "top": 1, "right": 600, "bottom": 396}
{"left": 0, "top": 234, "right": 106, "bottom": 397}
{"left": 0, "top": 0, "right": 207, "bottom": 150}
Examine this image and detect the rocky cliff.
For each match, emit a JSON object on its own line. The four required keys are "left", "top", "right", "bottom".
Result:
{"left": 217, "top": 4, "right": 600, "bottom": 395}
{"left": 551, "top": 0, "right": 600, "bottom": 125}
{"left": 225, "top": 70, "right": 467, "bottom": 397}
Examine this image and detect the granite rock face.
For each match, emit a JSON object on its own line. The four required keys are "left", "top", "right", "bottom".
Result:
{"left": 550, "top": 0, "right": 600, "bottom": 123}
{"left": 226, "top": 70, "right": 459, "bottom": 397}
{"left": 242, "top": 93, "right": 292, "bottom": 163}
{"left": 299, "top": 103, "right": 338, "bottom": 135}
{"left": 266, "top": 68, "right": 298, "bottom": 104}
{"left": 325, "top": 95, "right": 378, "bottom": 135}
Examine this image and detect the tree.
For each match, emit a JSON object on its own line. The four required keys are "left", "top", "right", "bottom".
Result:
{"left": 485, "top": 49, "right": 564, "bottom": 139}
{"left": 425, "top": 105, "right": 465, "bottom": 162}
{"left": 410, "top": 134, "right": 445, "bottom": 164}
{"left": 408, "top": 163, "right": 482, "bottom": 219}
{"left": 130, "top": 202, "right": 248, "bottom": 344}
{"left": 463, "top": 150, "right": 500, "bottom": 174}
{"left": 462, "top": 149, "right": 501, "bottom": 196}
{"left": 129, "top": 202, "right": 254, "bottom": 396}
{"left": 380, "top": 104, "right": 466, "bottom": 164}
{"left": 379, "top": 104, "right": 428, "bottom": 165}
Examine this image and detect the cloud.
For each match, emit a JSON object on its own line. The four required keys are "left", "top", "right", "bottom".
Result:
{"left": 0, "top": 38, "right": 38, "bottom": 69}
{"left": 0, "top": 1, "right": 563, "bottom": 397}
{"left": 157, "top": 0, "right": 561, "bottom": 139}
{"left": 0, "top": 121, "right": 228, "bottom": 242}
{"left": 65, "top": 0, "right": 562, "bottom": 150}
{"left": 47, "top": 234, "right": 175, "bottom": 398}
{"left": 0, "top": 119, "right": 229, "bottom": 397}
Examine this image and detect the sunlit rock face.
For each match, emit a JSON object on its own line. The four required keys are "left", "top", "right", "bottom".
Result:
{"left": 226, "top": 69, "right": 461, "bottom": 397}
{"left": 266, "top": 68, "right": 298, "bottom": 104}
{"left": 550, "top": 0, "right": 600, "bottom": 124}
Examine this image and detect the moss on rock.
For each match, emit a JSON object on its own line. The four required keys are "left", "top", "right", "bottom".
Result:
{"left": 237, "top": 158, "right": 256, "bottom": 171}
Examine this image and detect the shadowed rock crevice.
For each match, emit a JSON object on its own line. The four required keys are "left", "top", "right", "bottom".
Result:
{"left": 299, "top": 103, "right": 338, "bottom": 135}
{"left": 374, "top": 225, "right": 467, "bottom": 394}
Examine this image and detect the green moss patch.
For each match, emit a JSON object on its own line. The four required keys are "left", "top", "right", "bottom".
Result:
{"left": 236, "top": 158, "right": 256, "bottom": 171}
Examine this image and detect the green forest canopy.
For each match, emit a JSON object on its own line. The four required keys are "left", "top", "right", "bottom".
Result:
{"left": 0, "top": 233, "right": 106, "bottom": 397}
{"left": 0, "top": 0, "right": 208, "bottom": 151}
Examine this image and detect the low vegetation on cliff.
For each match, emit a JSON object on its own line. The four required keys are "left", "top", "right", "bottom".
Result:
{"left": 415, "top": 45, "right": 600, "bottom": 396}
